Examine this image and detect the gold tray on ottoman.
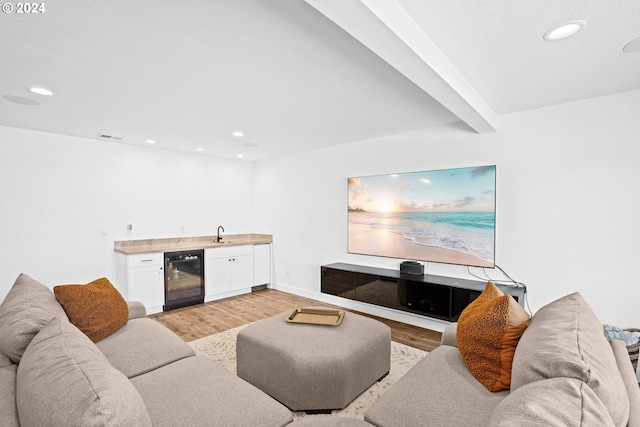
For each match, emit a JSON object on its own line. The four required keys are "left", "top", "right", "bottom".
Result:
{"left": 285, "top": 307, "right": 344, "bottom": 326}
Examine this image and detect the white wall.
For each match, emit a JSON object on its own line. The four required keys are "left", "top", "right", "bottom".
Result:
{"left": 253, "top": 89, "right": 640, "bottom": 329}
{"left": 2, "top": 89, "right": 638, "bottom": 330}
{"left": 0, "top": 126, "right": 254, "bottom": 297}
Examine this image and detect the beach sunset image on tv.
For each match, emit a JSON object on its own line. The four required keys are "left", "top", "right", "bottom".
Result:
{"left": 348, "top": 165, "right": 496, "bottom": 268}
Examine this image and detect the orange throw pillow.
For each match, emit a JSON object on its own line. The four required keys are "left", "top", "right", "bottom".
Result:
{"left": 457, "top": 281, "right": 530, "bottom": 392}
{"left": 54, "top": 278, "right": 128, "bottom": 342}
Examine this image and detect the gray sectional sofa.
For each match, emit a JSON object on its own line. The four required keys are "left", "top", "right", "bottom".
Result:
{"left": 0, "top": 274, "right": 293, "bottom": 427}
{"left": 364, "top": 292, "right": 640, "bottom": 427}
{"left": 3, "top": 273, "right": 639, "bottom": 427}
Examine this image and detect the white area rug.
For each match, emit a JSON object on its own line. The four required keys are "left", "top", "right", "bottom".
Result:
{"left": 189, "top": 324, "right": 427, "bottom": 420}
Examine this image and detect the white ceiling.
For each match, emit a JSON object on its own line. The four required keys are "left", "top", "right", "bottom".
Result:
{"left": 2, "top": 0, "right": 639, "bottom": 161}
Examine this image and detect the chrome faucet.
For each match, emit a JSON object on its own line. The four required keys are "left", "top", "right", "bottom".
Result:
{"left": 216, "top": 225, "right": 225, "bottom": 243}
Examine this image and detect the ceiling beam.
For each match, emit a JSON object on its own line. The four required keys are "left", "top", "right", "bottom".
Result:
{"left": 304, "top": 0, "right": 499, "bottom": 133}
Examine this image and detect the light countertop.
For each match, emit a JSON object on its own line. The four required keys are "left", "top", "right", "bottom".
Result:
{"left": 114, "top": 233, "right": 272, "bottom": 254}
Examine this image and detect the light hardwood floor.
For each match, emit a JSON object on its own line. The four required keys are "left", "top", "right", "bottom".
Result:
{"left": 150, "top": 288, "right": 442, "bottom": 352}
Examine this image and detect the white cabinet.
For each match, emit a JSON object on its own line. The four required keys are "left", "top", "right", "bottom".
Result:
{"left": 116, "top": 252, "right": 164, "bottom": 314}
{"left": 253, "top": 243, "right": 271, "bottom": 286}
{"left": 204, "top": 245, "right": 253, "bottom": 301}
{"left": 116, "top": 242, "right": 272, "bottom": 309}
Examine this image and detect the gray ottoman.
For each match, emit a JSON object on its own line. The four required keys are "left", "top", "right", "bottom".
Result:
{"left": 237, "top": 310, "right": 391, "bottom": 412}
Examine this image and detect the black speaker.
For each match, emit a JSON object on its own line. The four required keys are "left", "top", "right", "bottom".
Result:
{"left": 400, "top": 261, "right": 424, "bottom": 276}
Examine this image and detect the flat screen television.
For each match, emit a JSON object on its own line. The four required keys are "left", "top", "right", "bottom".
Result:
{"left": 348, "top": 165, "right": 496, "bottom": 268}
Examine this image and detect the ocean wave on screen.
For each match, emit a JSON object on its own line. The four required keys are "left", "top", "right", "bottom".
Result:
{"left": 349, "top": 211, "right": 495, "bottom": 263}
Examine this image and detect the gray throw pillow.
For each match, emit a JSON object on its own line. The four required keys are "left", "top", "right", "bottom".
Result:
{"left": 0, "top": 274, "right": 67, "bottom": 363}
{"left": 511, "top": 292, "right": 629, "bottom": 426}
{"left": 16, "top": 317, "right": 152, "bottom": 427}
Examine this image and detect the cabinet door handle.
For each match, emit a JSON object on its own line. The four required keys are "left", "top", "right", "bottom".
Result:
{"left": 140, "top": 259, "right": 154, "bottom": 263}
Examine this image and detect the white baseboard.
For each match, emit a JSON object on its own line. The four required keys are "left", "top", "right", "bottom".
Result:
{"left": 205, "top": 288, "right": 250, "bottom": 303}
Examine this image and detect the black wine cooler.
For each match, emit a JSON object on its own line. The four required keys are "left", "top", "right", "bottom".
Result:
{"left": 163, "top": 249, "right": 204, "bottom": 311}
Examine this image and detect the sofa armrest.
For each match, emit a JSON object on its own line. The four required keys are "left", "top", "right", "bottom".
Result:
{"left": 441, "top": 322, "right": 458, "bottom": 347}
{"left": 610, "top": 339, "right": 640, "bottom": 427}
{"left": 127, "top": 301, "right": 147, "bottom": 319}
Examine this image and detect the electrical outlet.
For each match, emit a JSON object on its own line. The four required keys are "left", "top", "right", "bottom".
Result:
{"left": 100, "top": 226, "right": 108, "bottom": 237}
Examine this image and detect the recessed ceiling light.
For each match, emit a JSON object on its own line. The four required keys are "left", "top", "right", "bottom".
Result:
{"left": 28, "top": 87, "right": 55, "bottom": 96}
{"left": 146, "top": 139, "right": 156, "bottom": 144}
{"left": 232, "top": 131, "right": 244, "bottom": 138}
{"left": 543, "top": 20, "right": 586, "bottom": 41}
{"left": 236, "top": 154, "right": 244, "bottom": 158}
{"left": 196, "top": 147, "right": 204, "bottom": 152}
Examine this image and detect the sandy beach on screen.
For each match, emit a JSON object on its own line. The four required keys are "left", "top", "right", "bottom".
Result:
{"left": 348, "top": 223, "right": 491, "bottom": 267}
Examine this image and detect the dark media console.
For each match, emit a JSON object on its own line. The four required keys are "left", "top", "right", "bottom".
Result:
{"left": 321, "top": 263, "right": 525, "bottom": 322}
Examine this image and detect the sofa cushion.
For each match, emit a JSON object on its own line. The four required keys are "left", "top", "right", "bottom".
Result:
{"left": 512, "top": 292, "right": 629, "bottom": 427}
{"left": 96, "top": 317, "right": 195, "bottom": 378}
{"left": 54, "top": 277, "right": 128, "bottom": 342}
{"left": 0, "top": 273, "right": 67, "bottom": 363}
{"left": 365, "top": 345, "right": 508, "bottom": 427}
{"left": 488, "top": 377, "right": 615, "bottom": 426}
{"left": 131, "top": 355, "right": 293, "bottom": 427}
{"left": 456, "top": 282, "right": 530, "bottom": 391}
{"left": 0, "top": 364, "right": 19, "bottom": 427}
{"left": 16, "top": 317, "right": 152, "bottom": 427}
